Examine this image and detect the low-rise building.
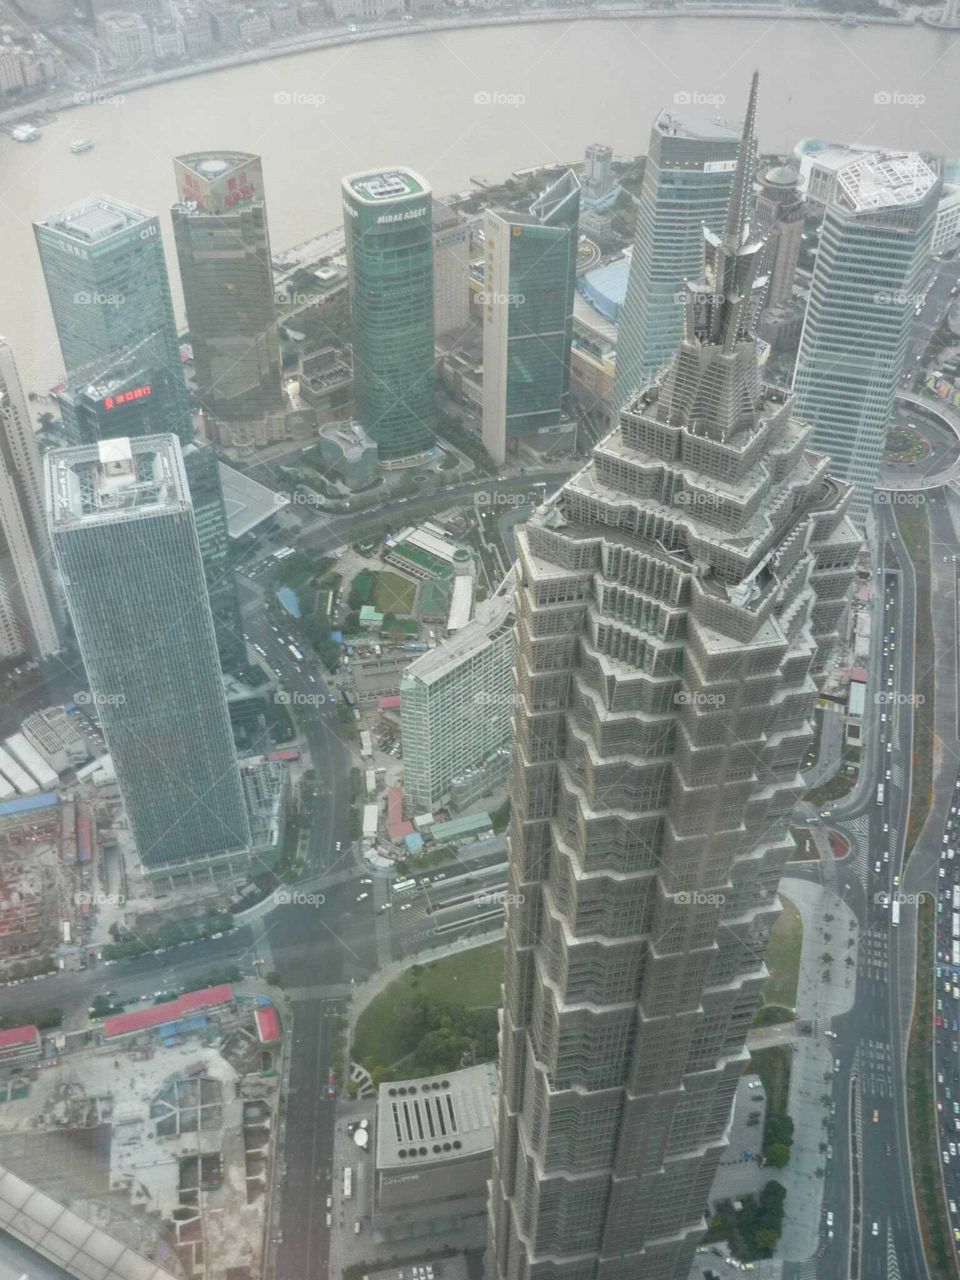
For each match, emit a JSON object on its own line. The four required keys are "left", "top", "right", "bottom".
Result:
{"left": 0, "top": 1024, "right": 41, "bottom": 1066}
{"left": 99, "top": 11, "right": 153, "bottom": 60}
{"left": 316, "top": 418, "right": 378, "bottom": 489}
{"left": 21, "top": 706, "right": 90, "bottom": 774}
{"left": 374, "top": 1064, "right": 497, "bottom": 1240}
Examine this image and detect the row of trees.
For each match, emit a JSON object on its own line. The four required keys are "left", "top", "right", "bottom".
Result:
{"left": 102, "top": 912, "right": 234, "bottom": 959}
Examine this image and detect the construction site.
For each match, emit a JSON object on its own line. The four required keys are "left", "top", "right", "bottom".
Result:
{"left": 0, "top": 989, "right": 283, "bottom": 1280}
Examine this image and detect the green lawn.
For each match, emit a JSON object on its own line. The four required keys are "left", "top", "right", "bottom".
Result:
{"left": 374, "top": 570, "right": 417, "bottom": 616}
{"left": 762, "top": 895, "right": 803, "bottom": 1010}
{"left": 353, "top": 943, "right": 504, "bottom": 1071}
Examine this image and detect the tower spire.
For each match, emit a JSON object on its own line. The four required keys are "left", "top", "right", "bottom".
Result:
{"left": 722, "top": 70, "right": 759, "bottom": 252}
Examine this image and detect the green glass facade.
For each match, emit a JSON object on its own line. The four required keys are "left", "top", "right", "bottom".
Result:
{"left": 47, "top": 435, "right": 249, "bottom": 872}
{"left": 342, "top": 168, "right": 436, "bottom": 463}
{"left": 481, "top": 170, "right": 580, "bottom": 465}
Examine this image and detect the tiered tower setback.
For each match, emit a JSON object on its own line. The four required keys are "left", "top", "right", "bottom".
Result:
{"left": 486, "top": 75, "right": 861, "bottom": 1280}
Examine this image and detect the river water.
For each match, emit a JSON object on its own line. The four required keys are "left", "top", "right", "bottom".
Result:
{"left": 1, "top": 15, "right": 957, "bottom": 390}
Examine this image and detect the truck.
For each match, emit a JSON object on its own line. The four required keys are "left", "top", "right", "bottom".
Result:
{"left": 891, "top": 899, "right": 900, "bottom": 927}
{"left": 343, "top": 1166, "right": 352, "bottom": 1200}
{"left": 876, "top": 783, "right": 885, "bottom": 806}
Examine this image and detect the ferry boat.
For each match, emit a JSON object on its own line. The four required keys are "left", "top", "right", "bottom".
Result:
{"left": 11, "top": 124, "right": 41, "bottom": 143}
{"left": 70, "top": 139, "right": 94, "bottom": 154}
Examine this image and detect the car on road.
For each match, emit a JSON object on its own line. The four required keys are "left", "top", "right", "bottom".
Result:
{"left": 872, "top": 1222, "right": 879, "bottom": 1237}
{"left": 399, "top": 903, "right": 412, "bottom": 911}
{"left": 356, "top": 893, "right": 369, "bottom": 902}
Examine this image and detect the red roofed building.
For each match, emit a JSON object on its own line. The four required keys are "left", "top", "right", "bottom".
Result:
{"left": 255, "top": 1005, "right": 281, "bottom": 1044}
{"left": 0, "top": 1024, "right": 41, "bottom": 1064}
{"left": 103, "top": 984, "right": 234, "bottom": 1039}
{"left": 387, "top": 786, "right": 414, "bottom": 840}
{"left": 850, "top": 666, "right": 868, "bottom": 684}
{"left": 378, "top": 695, "right": 401, "bottom": 712}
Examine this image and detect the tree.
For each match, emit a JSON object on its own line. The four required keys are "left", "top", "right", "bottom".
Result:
{"left": 765, "top": 1143, "right": 790, "bottom": 1168}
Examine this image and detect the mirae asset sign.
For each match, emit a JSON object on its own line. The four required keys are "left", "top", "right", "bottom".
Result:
{"left": 376, "top": 208, "right": 427, "bottom": 223}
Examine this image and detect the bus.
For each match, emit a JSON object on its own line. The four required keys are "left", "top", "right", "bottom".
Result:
{"left": 876, "top": 784, "right": 885, "bottom": 805}
{"left": 343, "top": 1167, "right": 352, "bottom": 1200}
{"left": 953, "top": 886, "right": 960, "bottom": 912}
{"left": 953, "top": 911, "right": 960, "bottom": 941}
{"left": 392, "top": 878, "right": 417, "bottom": 896}
{"left": 288, "top": 643, "right": 304, "bottom": 661}
{"left": 274, "top": 546, "right": 295, "bottom": 560}
{"left": 891, "top": 899, "right": 900, "bottom": 926}
{"left": 953, "top": 941, "right": 960, "bottom": 969}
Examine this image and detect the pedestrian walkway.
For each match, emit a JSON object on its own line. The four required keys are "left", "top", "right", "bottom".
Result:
{"left": 777, "top": 876, "right": 858, "bottom": 1265}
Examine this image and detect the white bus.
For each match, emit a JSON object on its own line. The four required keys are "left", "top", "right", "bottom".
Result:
{"left": 953, "top": 911, "right": 960, "bottom": 941}
{"left": 274, "top": 546, "right": 295, "bottom": 560}
{"left": 343, "top": 1166, "right": 352, "bottom": 1200}
{"left": 392, "top": 878, "right": 417, "bottom": 896}
{"left": 953, "top": 886, "right": 960, "bottom": 912}
{"left": 891, "top": 899, "right": 900, "bottom": 926}
{"left": 877, "top": 784, "right": 885, "bottom": 805}
{"left": 288, "top": 643, "right": 304, "bottom": 661}
{"left": 953, "top": 941, "right": 960, "bottom": 969}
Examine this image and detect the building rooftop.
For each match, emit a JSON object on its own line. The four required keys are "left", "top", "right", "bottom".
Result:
{"left": 218, "top": 460, "right": 285, "bottom": 538}
{"left": 0, "top": 1025, "right": 39, "bottom": 1050}
{"left": 47, "top": 435, "right": 189, "bottom": 526}
{"left": 343, "top": 168, "right": 428, "bottom": 204}
{"left": 654, "top": 109, "right": 740, "bottom": 143}
{"left": 376, "top": 1063, "right": 497, "bottom": 1170}
{"left": 836, "top": 151, "right": 938, "bottom": 213}
{"left": 103, "top": 984, "right": 234, "bottom": 1038}
{"left": 38, "top": 196, "right": 154, "bottom": 245}
{"left": 402, "top": 570, "right": 515, "bottom": 689}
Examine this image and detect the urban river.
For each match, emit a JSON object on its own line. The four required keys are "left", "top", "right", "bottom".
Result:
{"left": 1, "top": 15, "right": 958, "bottom": 390}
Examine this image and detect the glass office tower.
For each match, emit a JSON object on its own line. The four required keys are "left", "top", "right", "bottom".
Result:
{"left": 55, "top": 334, "right": 245, "bottom": 673}
{"left": 481, "top": 170, "right": 581, "bottom": 466}
{"left": 34, "top": 196, "right": 186, "bottom": 409}
{"left": 342, "top": 168, "right": 436, "bottom": 465}
{"left": 172, "top": 152, "right": 284, "bottom": 423}
{"left": 612, "top": 110, "right": 740, "bottom": 412}
{"left": 792, "top": 151, "right": 940, "bottom": 527}
{"left": 47, "top": 434, "right": 250, "bottom": 873}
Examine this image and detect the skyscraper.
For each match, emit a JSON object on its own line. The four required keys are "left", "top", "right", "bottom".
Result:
{"left": 481, "top": 170, "right": 580, "bottom": 467}
{"left": 754, "top": 164, "right": 805, "bottom": 309}
{"left": 583, "top": 143, "right": 614, "bottom": 201}
{"left": 55, "top": 335, "right": 245, "bottom": 672}
{"left": 172, "top": 152, "right": 284, "bottom": 424}
{"left": 612, "top": 110, "right": 740, "bottom": 412}
{"left": 487, "top": 77, "right": 861, "bottom": 1280}
{"left": 34, "top": 197, "right": 186, "bottom": 404}
{"left": 432, "top": 200, "right": 471, "bottom": 339}
{"left": 792, "top": 150, "right": 940, "bottom": 527}
{"left": 0, "top": 339, "right": 59, "bottom": 661}
{"left": 342, "top": 168, "right": 436, "bottom": 465}
{"left": 47, "top": 435, "right": 250, "bottom": 877}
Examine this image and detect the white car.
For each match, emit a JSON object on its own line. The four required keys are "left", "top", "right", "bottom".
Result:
{"left": 872, "top": 1222, "right": 879, "bottom": 1237}
{"left": 356, "top": 893, "right": 369, "bottom": 903}
{"left": 826, "top": 1211, "right": 834, "bottom": 1227}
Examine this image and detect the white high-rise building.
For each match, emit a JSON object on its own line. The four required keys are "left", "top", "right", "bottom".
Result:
{"left": 0, "top": 339, "right": 59, "bottom": 661}
{"left": 401, "top": 574, "right": 515, "bottom": 813}
{"left": 793, "top": 151, "right": 940, "bottom": 527}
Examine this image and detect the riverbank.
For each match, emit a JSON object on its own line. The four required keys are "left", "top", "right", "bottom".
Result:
{"left": 0, "top": 3, "right": 915, "bottom": 129}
